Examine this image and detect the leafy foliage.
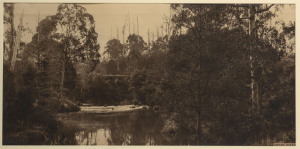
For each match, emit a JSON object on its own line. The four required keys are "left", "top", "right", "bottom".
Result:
{"left": 104, "top": 39, "right": 123, "bottom": 59}
{"left": 2, "top": 3, "right": 295, "bottom": 145}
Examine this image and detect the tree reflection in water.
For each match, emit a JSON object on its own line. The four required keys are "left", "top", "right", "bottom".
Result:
{"left": 56, "top": 110, "right": 168, "bottom": 145}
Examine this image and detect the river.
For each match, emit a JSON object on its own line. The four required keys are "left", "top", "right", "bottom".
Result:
{"left": 54, "top": 107, "right": 171, "bottom": 145}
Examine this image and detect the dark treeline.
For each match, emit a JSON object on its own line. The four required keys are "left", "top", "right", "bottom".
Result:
{"left": 3, "top": 4, "right": 98, "bottom": 144}
{"left": 3, "top": 4, "right": 295, "bottom": 145}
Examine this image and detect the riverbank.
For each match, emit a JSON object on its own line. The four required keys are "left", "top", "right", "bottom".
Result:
{"left": 3, "top": 96, "right": 80, "bottom": 145}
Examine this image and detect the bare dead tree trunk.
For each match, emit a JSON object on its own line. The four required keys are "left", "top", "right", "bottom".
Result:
{"left": 59, "top": 53, "right": 66, "bottom": 101}
{"left": 248, "top": 5, "right": 259, "bottom": 112}
{"left": 128, "top": 14, "right": 131, "bottom": 35}
{"left": 10, "top": 11, "right": 23, "bottom": 71}
{"left": 9, "top": 10, "right": 14, "bottom": 64}
{"left": 248, "top": 4, "right": 275, "bottom": 113}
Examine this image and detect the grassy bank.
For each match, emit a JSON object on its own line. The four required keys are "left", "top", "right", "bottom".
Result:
{"left": 3, "top": 96, "right": 80, "bottom": 145}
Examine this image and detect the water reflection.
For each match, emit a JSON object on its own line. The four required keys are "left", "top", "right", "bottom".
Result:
{"left": 75, "top": 129, "right": 111, "bottom": 145}
{"left": 56, "top": 109, "right": 168, "bottom": 145}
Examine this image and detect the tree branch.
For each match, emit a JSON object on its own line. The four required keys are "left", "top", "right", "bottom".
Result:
{"left": 255, "top": 4, "right": 275, "bottom": 14}
{"left": 233, "top": 12, "right": 249, "bottom": 26}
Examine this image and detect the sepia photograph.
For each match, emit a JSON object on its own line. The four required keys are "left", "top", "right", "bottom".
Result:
{"left": 1, "top": 1, "right": 296, "bottom": 146}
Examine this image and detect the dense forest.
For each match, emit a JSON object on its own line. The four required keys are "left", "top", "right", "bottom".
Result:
{"left": 3, "top": 4, "right": 295, "bottom": 145}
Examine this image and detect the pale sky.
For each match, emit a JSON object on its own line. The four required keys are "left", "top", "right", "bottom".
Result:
{"left": 11, "top": 3, "right": 295, "bottom": 58}
{"left": 12, "top": 3, "right": 171, "bottom": 56}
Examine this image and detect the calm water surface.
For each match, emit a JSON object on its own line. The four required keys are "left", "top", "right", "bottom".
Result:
{"left": 55, "top": 108, "right": 170, "bottom": 145}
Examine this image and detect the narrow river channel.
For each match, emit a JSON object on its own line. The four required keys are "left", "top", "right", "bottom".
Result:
{"left": 54, "top": 106, "right": 170, "bottom": 145}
